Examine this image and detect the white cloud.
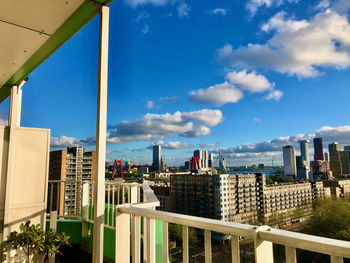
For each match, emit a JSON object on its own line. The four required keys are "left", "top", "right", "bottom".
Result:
{"left": 160, "top": 96, "right": 179, "bottom": 103}
{"left": 315, "top": 0, "right": 330, "bottom": 11}
{"left": 332, "top": 0, "right": 350, "bottom": 14}
{"left": 0, "top": 118, "right": 7, "bottom": 126}
{"left": 149, "top": 140, "right": 192, "bottom": 149}
{"left": 141, "top": 24, "right": 150, "bottom": 35}
{"left": 107, "top": 109, "right": 223, "bottom": 143}
{"left": 225, "top": 70, "right": 274, "bottom": 92}
{"left": 189, "top": 81, "right": 243, "bottom": 106}
{"left": 177, "top": 2, "right": 190, "bottom": 18}
{"left": 199, "top": 143, "right": 219, "bottom": 148}
{"left": 253, "top": 118, "right": 262, "bottom": 122}
{"left": 124, "top": 0, "right": 174, "bottom": 7}
{"left": 217, "top": 9, "right": 350, "bottom": 78}
{"left": 246, "top": 0, "right": 299, "bottom": 16}
{"left": 213, "top": 125, "right": 350, "bottom": 157}
{"left": 50, "top": 136, "right": 80, "bottom": 148}
{"left": 264, "top": 89, "right": 283, "bottom": 101}
{"left": 206, "top": 8, "right": 227, "bottom": 16}
{"left": 146, "top": 100, "right": 155, "bottom": 108}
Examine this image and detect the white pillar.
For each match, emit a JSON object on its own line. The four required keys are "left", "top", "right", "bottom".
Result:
{"left": 92, "top": 5, "right": 109, "bottom": 263}
{"left": 3, "top": 86, "right": 19, "bottom": 240}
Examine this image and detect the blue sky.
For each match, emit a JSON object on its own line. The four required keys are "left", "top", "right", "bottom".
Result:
{"left": 2, "top": 0, "right": 350, "bottom": 166}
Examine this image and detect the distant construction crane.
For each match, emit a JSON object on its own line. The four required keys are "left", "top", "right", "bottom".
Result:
{"left": 112, "top": 160, "right": 124, "bottom": 180}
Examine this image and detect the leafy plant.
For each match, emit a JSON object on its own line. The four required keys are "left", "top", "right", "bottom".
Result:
{"left": 6, "top": 221, "right": 70, "bottom": 263}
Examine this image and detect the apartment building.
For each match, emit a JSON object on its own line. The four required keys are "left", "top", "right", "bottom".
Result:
{"left": 170, "top": 173, "right": 331, "bottom": 230}
{"left": 48, "top": 147, "right": 96, "bottom": 215}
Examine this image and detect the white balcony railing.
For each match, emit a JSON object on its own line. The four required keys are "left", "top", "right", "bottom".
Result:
{"left": 47, "top": 180, "right": 350, "bottom": 263}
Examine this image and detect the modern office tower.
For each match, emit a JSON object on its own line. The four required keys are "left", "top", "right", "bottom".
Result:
{"left": 194, "top": 150, "right": 209, "bottom": 169}
{"left": 340, "top": 151, "right": 350, "bottom": 176}
{"left": 329, "top": 142, "right": 342, "bottom": 179}
{"left": 299, "top": 140, "right": 310, "bottom": 167}
{"left": 184, "top": 161, "right": 190, "bottom": 171}
{"left": 296, "top": 156, "right": 309, "bottom": 180}
{"left": 208, "top": 153, "right": 214, "bottom": 168}
{"left": 48, "top": 147, "right": 96, "bottom": 215}
{"left": 324, "top": 152, "right": 330, "bottom": 162}
{"left": 313, "top": 137, "right": 324, "bottom": 161}
{"left": 219, "top": 154, "right": 227, "bottom": 172}
{"left": 283, "top": 145, "right": 297, "bottom": 179}
{"left": 152, "top": 145, "right": 161, "bottom": 172}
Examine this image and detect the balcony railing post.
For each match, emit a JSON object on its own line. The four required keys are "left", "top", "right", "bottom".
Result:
{"left": 82, "top": 183, "right": 89, "bottom": 238}
{"left": 115, "top": 205, "right": 131, "bottom": 263}
{"left": 146, "top": 217, "right": 155, "bottom": 263}
{"left": 131, "top": 215, "right": 141, "bottom": 263}
{"left": 131, "top": 184, "right": 138, "bottom": 204}
{"left": 182, "top": 225, "right": 189, "bottom": 263}
{"left": 204, "top": 229, "right": 212, "bottom": 263}
{"left": 331, "top": 256, "right": 343, "bottom": 263}
{"left": 254, "top": 226, "right": 273, "bottom": 263}
{"left": 49, "top": 211, "right": 57, "bottom": 263}
{"left": 285, "top": 246, "right": 296, "bottom": 263}
{"left": 231, "top": 235, "right": 240, "bottom": 263}
{"left": 163, "top": 222, "right": 169, "bottom": 263}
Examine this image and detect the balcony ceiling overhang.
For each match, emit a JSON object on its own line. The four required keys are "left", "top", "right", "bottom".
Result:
{"left": 0, "top": 0, "right": 112, "bottom": 103}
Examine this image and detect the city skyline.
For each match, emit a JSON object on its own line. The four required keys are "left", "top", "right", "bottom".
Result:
{"left": 1, "top": 0, "right": 350, "bottom": 166}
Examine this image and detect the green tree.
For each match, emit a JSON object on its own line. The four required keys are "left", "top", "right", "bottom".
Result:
{"left": 6, "top": 221, "right": 70, "bottom": 263}
{"left": 304, "top": 198, "right": 350, "bottom": 241}
{"left": 168, "top": 224, "right": 197, "bottom": 244}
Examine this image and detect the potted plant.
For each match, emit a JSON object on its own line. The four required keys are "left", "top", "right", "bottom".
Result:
{"left": 5, "top": 221, "right": 70, "bottom": 263}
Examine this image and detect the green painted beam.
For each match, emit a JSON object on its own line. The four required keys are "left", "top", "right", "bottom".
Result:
{"left": 0, "top": 0, "right": 112, "bottom": 103}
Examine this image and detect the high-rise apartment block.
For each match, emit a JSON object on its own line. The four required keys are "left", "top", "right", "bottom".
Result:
{"left": 170, "top": 173, "right": 330, "bottom": 236}
{"left": 313, "top": 138, "right": 324, "bottom": 161}
{"left": 219, "top": 154, "right": 227, "bottom": 172}
{"left": 283, "top": 145, "right": 297, "bottom": 179}
{"left": 152, "top": 145, "right": 161, "bottom": 172}
{"left": 299, "top": 140, "right": 310, "bottom": 167}
{"left": 194, "top": 150, "right": 209, "bottom": 169}
{"left": 48, "top": 147, "right": 96, "bottom": 215}
{"left": 208, "top": 153, "right": 214, "bottom": 168}
{"left": 329, "top": 142, "right": 342, "bottom": 179}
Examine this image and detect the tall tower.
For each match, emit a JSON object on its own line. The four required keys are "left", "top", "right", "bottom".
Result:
{"left": 283, "top": 145, "right": 297, "bottom": 176}
{"left": 194, "top": 150, "right": 208, "bottom": 169}
{"left": 313, "top": 137, "right": 324, "bottom": 161}
{"left": 299, "top": 140, "right": 310, "bottom": 167}
{"left": 152, "top": 145, "right": 161, "bottom": 172}
{"left": 329, "top": 142, "right": 342, "bottom": 178}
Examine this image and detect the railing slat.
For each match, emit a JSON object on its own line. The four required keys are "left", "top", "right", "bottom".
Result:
{"left": 231, "top": 235, "right": 239, "bottom": 263}
{"left": 182, "top": 225, "right": 189, "bottom": 263}
{"left": 107, "top": 184, "right": 110, "bottom": 226}
{"left": 331, "top": 256, "right": 343, "bottom": 263}
{"left": 204, "top": 229, "right": 212, "bottom": 263}
{"left": 285, "top": 246, "right": 297, "bottom": 263}
{"left": 163, "top": 222, "right": 169, "bottom": 263}
{"left": 131, "top": 215, "right": 140, "bottom": 263}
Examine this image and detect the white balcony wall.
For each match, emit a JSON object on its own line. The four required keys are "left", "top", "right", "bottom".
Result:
{"left": 0, "top": 126, "right": 50, "bottom": 241}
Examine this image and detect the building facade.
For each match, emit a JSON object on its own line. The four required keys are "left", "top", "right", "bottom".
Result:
{"left": 152, "top": 145, "right": 161, "bottom": 172}
{"left": 283, "top": 145, "right": 297, "bottom": 179}
{"left": 314, "top": 137, "right": 324, "bottom": 161}
{"left": 170, "top": 173, "right": 330, "bottom": 235}
{"left": 299, "top": 140, "right": 310, "bottom": 167}
{"left": 329, "top": 142, "right": 342, "bottom": 179}
{"left": 48, "top": 147, "right": 96, "bottom": 215}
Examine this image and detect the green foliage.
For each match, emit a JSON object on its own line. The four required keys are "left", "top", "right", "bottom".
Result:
{"left": 266, "top": 177, "right": 274, "bottom": 184}
{"left": 268, "top": 174, "right": 283, "bottom": 183}
{"left": 304, "top": 198, "right": 350, "bottom": 241}
{"left": 168, "top": 224, "right": 197, "bottom": 244}
{"left": 6, "top": 221, "right": 70, "bottom": 262}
